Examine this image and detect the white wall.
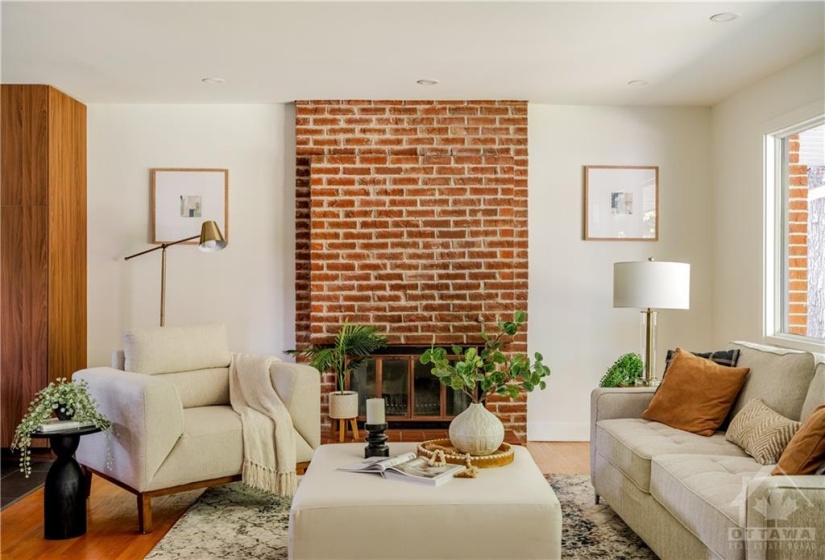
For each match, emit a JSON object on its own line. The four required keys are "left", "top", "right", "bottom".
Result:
{"left": 85, "top": 57, "right": 822, "bottom": 439}
{"left": 527, "top": 105, "right": 715, "bottom": 441}
{"left": 87, "top": 104, "right": 296, "bottom": 365}
{"left": 711, "top": 50, "right": 825, "bottom": 348}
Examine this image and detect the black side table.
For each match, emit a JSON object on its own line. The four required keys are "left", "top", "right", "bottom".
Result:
{"left": 33, "top": 425, "right": 101, "bottom": 540}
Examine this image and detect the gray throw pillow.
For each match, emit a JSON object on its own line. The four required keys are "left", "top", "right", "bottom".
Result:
{"left": 663, "top": 348, "right": 741, "bottom": 374}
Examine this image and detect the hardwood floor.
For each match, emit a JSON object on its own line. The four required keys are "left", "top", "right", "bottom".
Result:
{"left": 526, "top": 441, "right": 591, "bottom": 474}
{"left": 0, "top": 439, "right": 589, "bottom": 560}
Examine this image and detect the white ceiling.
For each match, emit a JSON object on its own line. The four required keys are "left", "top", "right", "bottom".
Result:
{"left": 2, "top": 1, "right": 823, "bottom": 106}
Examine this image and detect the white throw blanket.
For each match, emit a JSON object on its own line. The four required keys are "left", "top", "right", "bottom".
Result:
{"left": 229, "top": 353, "right": 297, "bottom": 497}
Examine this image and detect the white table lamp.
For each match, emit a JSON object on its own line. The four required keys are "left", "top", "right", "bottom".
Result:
{"left": 613, "top": 259, "right": 690, "bottom": 386}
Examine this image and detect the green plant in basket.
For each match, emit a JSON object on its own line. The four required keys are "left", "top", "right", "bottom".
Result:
{"left": 419, "top": 311, "right": 550, "bottom": 404}
{"left": 599, "top": 353, "right": 643, "bottom": 387}
{"left": 11, "top": 377, "right": 111, "bottom": 477}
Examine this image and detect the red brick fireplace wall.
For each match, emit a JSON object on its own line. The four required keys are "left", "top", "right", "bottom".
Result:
{"left": 294, "top": 100, "right": 529, "bottom": 437}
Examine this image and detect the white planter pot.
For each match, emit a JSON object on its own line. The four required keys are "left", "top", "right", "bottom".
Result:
{"left": 329, "top": 391, "right": 359, "bottom": 419}
{"left": 449, "top": 403, "right": 505, "bottom": 456}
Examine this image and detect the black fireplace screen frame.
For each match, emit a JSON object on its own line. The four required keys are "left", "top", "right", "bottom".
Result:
{"left": 349, "top": 346, "right": 476, "bottom": 425}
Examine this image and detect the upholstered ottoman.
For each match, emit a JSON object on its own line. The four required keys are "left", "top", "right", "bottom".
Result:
{"left": 288, "top": 443, "right": 561, "bottom": 559}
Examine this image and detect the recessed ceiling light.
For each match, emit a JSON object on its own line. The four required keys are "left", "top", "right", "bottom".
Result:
{"left": 201, "top": 77, "right": 225, "bottom": 85}
{"left": 710, "top": 12, "right": 739, "bottom": 23}
{"left": 416, "top": 79, "right": 439, "bottom": 86}
{"left": 628, "top": 80, "right": 648, "bottom": 87}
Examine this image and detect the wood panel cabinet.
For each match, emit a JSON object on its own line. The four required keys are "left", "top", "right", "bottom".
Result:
{"left": 1, "top": 85, "right": 87, "bottom": 447}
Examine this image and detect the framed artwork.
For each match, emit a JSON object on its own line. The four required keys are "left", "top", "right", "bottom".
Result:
{"left": 583, "top": 165, "right": 658, "bottom": 241}
{"left": 151, "top": 168, "right": 229, "bottom": 244}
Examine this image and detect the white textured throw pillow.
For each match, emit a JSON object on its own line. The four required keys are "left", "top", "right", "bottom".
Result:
{"left": 124, "top": 323, "right": 231, "bottom": 374}
{"left": 726, "top": 398, "right": 801, "bottom": 465}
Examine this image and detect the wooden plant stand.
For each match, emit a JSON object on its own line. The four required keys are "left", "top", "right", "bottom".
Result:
{"left": 332, "top": 417, "right": 359, "bottom": 442}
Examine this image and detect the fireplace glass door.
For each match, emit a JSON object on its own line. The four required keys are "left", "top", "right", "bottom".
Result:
{"left": 350, "top": 348, "right": 471, "bottom": 423}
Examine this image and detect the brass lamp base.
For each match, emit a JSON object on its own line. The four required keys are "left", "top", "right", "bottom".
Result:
{"left": 637, "top": 308, "right": 659, "bottom": 388}
{"left": 634, "top": 377, "right": 660, "bottom": 388}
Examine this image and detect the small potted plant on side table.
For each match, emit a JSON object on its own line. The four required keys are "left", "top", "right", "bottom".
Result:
{"left": 420, "top": 310, "right": 551, "bottom": 456}
{"left": 286, "top": 322, "right": 387, "bottom": 436}
{"left": 11, "top": 377, "right": 111, "bottom": 477}
{"left": 12, "top": 377, "right": 112, "bottom": 540}
{"left": 599, "top": 353, "right": 643, "bottom": 387}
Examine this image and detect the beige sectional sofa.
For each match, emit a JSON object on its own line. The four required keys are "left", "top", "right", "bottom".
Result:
{"left": 590, "top": 341, "right": 825, "bottom": 560}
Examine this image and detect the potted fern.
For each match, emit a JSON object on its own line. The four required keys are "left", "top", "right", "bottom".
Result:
{"left": 420, "top": 311, "right": 551, "bottom": 455}
{"left": 11, "top": 377, "right": 111, "bottom": 477}
{"left": 286, "top": 322, "right": 388, "bottom": 419}
{"left": 599, "top": 353, "right": 643, "bottom": 387}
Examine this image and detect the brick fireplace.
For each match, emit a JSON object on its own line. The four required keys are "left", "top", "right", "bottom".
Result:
{"left": 295, "top": 100, "right": 529, "bottom": 438}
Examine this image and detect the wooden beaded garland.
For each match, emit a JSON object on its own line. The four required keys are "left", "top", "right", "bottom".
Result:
{"left": 416, "top": 439, "right": 514, "bottom": 471}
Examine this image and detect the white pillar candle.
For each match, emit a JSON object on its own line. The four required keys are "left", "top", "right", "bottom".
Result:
{"left": 366, "top": 398, "right": 385, "bottom": 425}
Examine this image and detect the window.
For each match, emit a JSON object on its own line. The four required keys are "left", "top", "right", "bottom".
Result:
{"left": 766, "top": 117, "right": 825, "bottom": 349}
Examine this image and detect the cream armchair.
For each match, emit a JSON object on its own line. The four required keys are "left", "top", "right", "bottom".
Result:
{"left": 72, "top": 324, "right": 320, "bottom": 533}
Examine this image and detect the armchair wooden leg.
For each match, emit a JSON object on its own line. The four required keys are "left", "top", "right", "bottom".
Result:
{"left": 138, "top": 494, "right": 153, "bottom": 534}
{"left": 85, "top": 466, "right": 241, "bottom": 534}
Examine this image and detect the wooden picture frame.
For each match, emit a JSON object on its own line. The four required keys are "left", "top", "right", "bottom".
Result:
{"left": 151, "top": 168, "right": 229, "bottom": 244}
{"left": 583, "top": 165, "right": 658, "bottom": 241}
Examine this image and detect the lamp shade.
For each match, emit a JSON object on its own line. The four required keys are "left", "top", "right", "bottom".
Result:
{"left": 198, "top": 220, "right": 226, "bottom": 253}
{"left": 613, "top": 261, "right": 690, "bottom": 310}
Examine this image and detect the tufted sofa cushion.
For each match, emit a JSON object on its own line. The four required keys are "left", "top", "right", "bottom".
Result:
{"left": 650, "top": 454, "right": 765, "bottom": 560}
{"left": 595, "top": 418, "right": 749, "bottom": 493}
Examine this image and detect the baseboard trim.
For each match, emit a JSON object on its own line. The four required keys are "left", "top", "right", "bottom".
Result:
{"left": 527, "top": 422, "right": 589, "bottom": 442}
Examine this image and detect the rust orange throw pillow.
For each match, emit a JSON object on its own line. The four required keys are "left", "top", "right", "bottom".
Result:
{"left": 773, "top": 405, "right": 825, "bottom": 475}
{"left": 641, "top": 348, "right": 750, "bottom": 436}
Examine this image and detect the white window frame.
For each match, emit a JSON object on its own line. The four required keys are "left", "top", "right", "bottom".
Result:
{"left": 763, "top": 108, "right": 825, "bottom": 353}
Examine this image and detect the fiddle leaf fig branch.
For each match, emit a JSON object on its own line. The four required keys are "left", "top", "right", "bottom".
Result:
{"left": 420, "top": 311, "right": 550, "bottom": 405}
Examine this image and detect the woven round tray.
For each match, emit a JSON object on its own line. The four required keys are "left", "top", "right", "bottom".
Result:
{"left": 417, "top": 438, "right": 514, "bottom": 469}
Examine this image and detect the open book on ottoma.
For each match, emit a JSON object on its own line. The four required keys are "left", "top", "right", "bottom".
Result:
{"left": 338, "top": 452, "right": 465, "bottom": 486}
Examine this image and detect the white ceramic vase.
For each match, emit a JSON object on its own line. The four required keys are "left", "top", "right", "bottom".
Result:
{"left": 449, "top": 403, "right": 505, "bottom": 456}
{"left": 328, "top": 391, "right": 359, "bottom": 419}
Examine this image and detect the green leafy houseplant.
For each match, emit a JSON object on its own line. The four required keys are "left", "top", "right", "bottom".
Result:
{"left": 11, "top": 377, "right": 112, "bottom": 477}
{"left": 286, "top": 322, "right": 388, "bottom": 393}
{"left": 419, "top": 311, "right": 551, "bottom": 404}
{"left": 599, "top": 353, "right": 644, "bottom": 387}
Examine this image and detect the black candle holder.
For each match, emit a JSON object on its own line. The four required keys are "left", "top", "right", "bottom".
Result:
{"left": 364, "top": 423, "right": 389, "bottom": 458}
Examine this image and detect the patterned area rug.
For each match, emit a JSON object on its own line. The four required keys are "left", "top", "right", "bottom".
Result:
{"left": 147, "top": 475, "right": 657, "bottom": 559}
{"left": 547, "top": 474, "right": 657, "bottom": 559}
